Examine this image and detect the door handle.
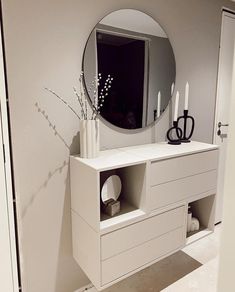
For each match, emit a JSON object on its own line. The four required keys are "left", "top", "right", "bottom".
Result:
{"left": 217, "top": 122, "right": 229, "bottom": 136}
{"left": 218, "top": 122, "right": 229, "bottom": 128}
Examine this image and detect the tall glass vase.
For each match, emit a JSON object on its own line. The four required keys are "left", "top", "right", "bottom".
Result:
{"left": 80, "top": 119, "right": 99, "bottom": 158}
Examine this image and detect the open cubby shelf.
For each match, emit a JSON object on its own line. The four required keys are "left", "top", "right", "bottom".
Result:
{"left": 101, "top": 199, "right": 138, "bottom": 222}
{"left": 100, "top": 207, "right": 146, "bottom": 231}
{"left": 186, "top": 194, "right": 216, "bottom": 245}
{"left": 187, "top": 225, "right": 207, "bottom": 238}
{"left": 99, "top": 163, "right": 147, "bottom": 226}
{"left": 186, "top": 228, "right": 213, "bottom": 245}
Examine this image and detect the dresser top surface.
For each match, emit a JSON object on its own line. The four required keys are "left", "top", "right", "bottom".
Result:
{"left": 71, "top": 141, "right": 219, "bottom": 171}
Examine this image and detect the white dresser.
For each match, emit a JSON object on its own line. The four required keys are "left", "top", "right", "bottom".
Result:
{"left": 70, "top": 141, "right": 219, "bottom": 291}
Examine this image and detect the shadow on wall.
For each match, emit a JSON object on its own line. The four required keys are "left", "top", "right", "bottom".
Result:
{"left": 21, "top": 100, "right": 89, "bottom": 292}
{"left": 21, "top": 102, "right": 80, "bottom": 219}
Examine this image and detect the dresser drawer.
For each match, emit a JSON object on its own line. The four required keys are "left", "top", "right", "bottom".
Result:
{"left": 101, "top": 205, "right": 185, "bottom": 260}
{"left": 150, "top": 150, "right": 218, "bottom": 186}
{"left": 101, "top": 226, "right": 185, "bottom": 285}
{"left": 150, "top": 170, "right": 217, "bottom": 210}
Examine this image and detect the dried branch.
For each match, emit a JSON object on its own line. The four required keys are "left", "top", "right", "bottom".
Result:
{"left": 45, "top": 87, "right": 81, "bottom": 120}
{"left": 73, "top": 86, "right": 86, "bottom": 119}
{"left": 45, "top": 73, "right": 113, "bottom": 121}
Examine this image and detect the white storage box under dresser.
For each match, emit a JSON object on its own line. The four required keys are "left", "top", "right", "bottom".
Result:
{"left": 70, "top": 141, "right": 219, "bottom": 290}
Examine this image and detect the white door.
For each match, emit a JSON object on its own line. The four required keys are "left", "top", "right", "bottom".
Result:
{"left": 217, "top": 42, "right": 235, "bottom": 292}
{"left": 214, "top": 11, "right": 235, "bottom": 223}
{"left": 0, "top": 108, "right": 15, "bottom": 291}
{"left": 0, "top": 18, "right": 19, "bottom": 292}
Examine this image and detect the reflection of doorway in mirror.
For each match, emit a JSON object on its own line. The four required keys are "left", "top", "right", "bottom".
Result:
{"left": 96, "top": 31, "right": 149, "bottom": 129}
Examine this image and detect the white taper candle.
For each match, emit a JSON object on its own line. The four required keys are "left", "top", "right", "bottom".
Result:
{"left": 157, "top": 91, "right": 161, "bottom": 118}
{"left": 171, "top": 82, "right": 175, "bottom": 96}
{"left": 174, "top": 91, "right": 179, "bottom": 122}
{"left": 185, "top": 82, "right": 189, "bottom": 110}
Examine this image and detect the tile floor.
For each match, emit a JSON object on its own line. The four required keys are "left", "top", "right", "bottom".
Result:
{"left": 162, "top": 224, "right": 221, "bottom": 292}
{"left": 78, "top": 224, "right": 221, "bottom": 292}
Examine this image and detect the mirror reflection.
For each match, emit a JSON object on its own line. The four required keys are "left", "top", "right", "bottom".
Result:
{"left": 83, "top": 9, "right": 176, "bottom": 130}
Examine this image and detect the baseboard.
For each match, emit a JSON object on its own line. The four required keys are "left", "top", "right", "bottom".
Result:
{"left": 75, "top": 283, "right": 96, "bottom": 292}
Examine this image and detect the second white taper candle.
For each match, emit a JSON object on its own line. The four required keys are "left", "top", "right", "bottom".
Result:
{"left": 171, "top": 82, "right": 175, "bottom": 96}
{"left": 185, "top": 82, "right": 189, "bottom": 110}
{"left": 157, "top": 91, "right": 161, "bottom": 118}
{"left": 174, "top": 91, "right": 179, "bottom": 122}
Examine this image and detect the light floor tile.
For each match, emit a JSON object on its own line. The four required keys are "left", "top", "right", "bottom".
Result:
{"left": 183, "top": 224, "right": 221, "bottom": 264}
{"left": 161, "top": 257, "right": 219, "bottom": 292}
{"left": 162, "top": 224, "right": 221, "bottom": 292}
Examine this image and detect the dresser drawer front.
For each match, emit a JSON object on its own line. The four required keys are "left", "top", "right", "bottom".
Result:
{"left": 150, "top": 150, "right": 218, "bottom": 186}
{"left": 102, "top": 227, "right": 184, "bottom": 285}
{"left": 150, "top": 170, "right": 217, "bottom": 210}
{"left": 101, "top": 206, "right": 185, "bottom": 260}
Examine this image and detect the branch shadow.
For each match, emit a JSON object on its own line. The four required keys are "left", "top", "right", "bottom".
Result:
{"left": 21, "top": 102, "right": 80, "bottom": 218}
{"left": 35, "top": 102, "right": 71, "bottom": 150}
{"left": 22, "top": 100, "right": 86, "bottom": 291}
{"left": 21, "top": 160, "right": 69, "bottom": 218}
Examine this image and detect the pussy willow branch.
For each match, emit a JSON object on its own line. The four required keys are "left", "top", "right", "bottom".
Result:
{"left": 45, "top": 73, "right": 113, "bottom": 121}
{"left": 82, "top": 76, "right": 89, "bottom": 120}
{"left": 79, "top": 75, "right": 86, "bottom": 119}
{"left": 82, "top": 77, "right": 88, "bottom": 119}
{"left": 90, "top": 74, "right": 113, "bottom": 119}
{"left": 89, "top": 78, "right": 98, "bottom": 120}
{"left": 45, "top": 87, "right": 81, "bottom": 120}
{"left": 73, "top": 87, "right": 86, "bottom": 120}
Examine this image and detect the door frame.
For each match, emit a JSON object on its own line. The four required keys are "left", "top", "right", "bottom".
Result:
{"left": 0, "top": 4, "right": 20, "bottom": 292}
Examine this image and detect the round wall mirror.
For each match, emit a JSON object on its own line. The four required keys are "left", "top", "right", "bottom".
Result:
{"left": 83, "top": 9, "right": 176, "bottom": 130}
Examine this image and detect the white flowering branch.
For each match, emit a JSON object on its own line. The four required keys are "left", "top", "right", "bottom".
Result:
{"left": 73, "top": 86, "right": 86, "bottom": 120}
{"left": 45, "top": 72, "right": 113, "bottom": 120}
{"left": 91, "top": 73, "right": 113, "bottom": 119}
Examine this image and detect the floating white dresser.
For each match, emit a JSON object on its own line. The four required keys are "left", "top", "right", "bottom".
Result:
{"left": 70, "top": 141, "right": 219, "bottom": 291}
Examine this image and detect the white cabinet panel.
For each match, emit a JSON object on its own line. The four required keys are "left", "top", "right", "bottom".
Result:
{"left": 150, "top": 150, "right": 218, "bottom": 186}
{"left": 150, "top": 170, "right": 217, "bottom": 210}
{"left": 101, "top": 206, "right": 185, "bottom": 260}
{"left": 70, "top": 157, "right": 100, "bottom": 231}
{"left": 102, "top": 227, "right": 185, "bottom": 285}
{"left": 72, "top": 211, "right": 100, "bottom": 288}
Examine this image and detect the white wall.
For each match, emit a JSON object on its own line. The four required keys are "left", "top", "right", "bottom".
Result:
{"left": 1, "top": 0, "right": 235, "bottom": 292}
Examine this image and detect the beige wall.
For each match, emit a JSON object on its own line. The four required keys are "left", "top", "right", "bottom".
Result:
{"left": 1, "top": 0, "right": 235, "bottom": 292}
